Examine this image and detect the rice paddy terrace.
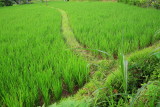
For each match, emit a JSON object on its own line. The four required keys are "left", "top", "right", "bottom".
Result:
{"left": 0, "top": 1, "right": 160, "bottom": 107}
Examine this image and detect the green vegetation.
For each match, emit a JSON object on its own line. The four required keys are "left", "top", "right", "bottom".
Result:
{"left": 0, "top": 4, "right": 89, "bottom": 106}
{"left": 104, "top": 43, "right": 160, "bottom": 106}
{"left": 0, "top": 1, "right": 159, "bottom": 107}
{"left": 0, "top": 0, "right": 13, "bottom": 6}
{"left": 118, "top": 0, "right": 160, "bottom": 9}
{"left": 49, "top": 98, "right": 90, "bottom": 107}
{"left": 50, "top": 2, "right": 160, "bottom": 58}
{"left": 0, "top": 0, "right": 33, "bottom": 6}
{"left": 52, "top": 42, "right": 159, "bottom": 107}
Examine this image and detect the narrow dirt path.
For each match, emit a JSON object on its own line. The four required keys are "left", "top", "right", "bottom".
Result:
{"left": 58, "top": 8, "right": 99, "bottom": 62}
{"left": 49, "top": 6, "right": 100, "bottom": 62}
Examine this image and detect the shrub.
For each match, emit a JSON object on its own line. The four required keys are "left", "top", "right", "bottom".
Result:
{"left": 132, "top": 81, "right": 160, "bottom": 107}
{"left": 0, "top": 0, "right": 5, "bottom": 6}
{"left": 0, "top": 0, "right": 13, "bottom": 6}
{"left": 119, "top": 0, "right": 160, "bottom": 9}
{"left": 127, "top": 48, "right": 160, "bottom": 93}
{"left": 152, "top": 1, "right": 160, "bottom": 9}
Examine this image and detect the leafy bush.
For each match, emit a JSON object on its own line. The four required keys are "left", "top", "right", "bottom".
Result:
{"left": 132, "top": 81, "right": 160, "bottom": 107}
{"left": 0, "top": 0, "right": 13, "bottom": 6}
{"left": 127, "top": 47, "right": 160, "bottom": 93}
{"left": 119, "top": 0, "right": 160, "bottom": 9}
{"left": 151, "top": 1, "right": 160, "bottom": 9}
{"left": 0, "top": 0, "right": 5, "bottom": 6}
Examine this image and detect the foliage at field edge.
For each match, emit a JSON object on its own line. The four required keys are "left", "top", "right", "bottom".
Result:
{"left": 118, "top": 0, "right": 160, "bottom": 9}
{"left": 102, "top": 45, "right": 160, "bottom": 106}
{"left": 0, "top": 0, "right": 33, "bottom": 7}
{"left": 51, "top": 42, "right": 160, "bottom": 107}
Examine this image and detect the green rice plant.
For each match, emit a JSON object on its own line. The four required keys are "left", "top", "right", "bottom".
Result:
{"left": 0, "top": 4, "right": 89, "bottom": 106}
{"left": 1, "top": 1, "right": 159, "bottom": 107}
{"left": 51, "top": 75, "right": 63, "bottom": 101}
{"left": 72, "top": 59, "right": 90, "bottom": 87}
{"left": 63, "top": 66, "right": 75, "bottom": 93}
{"left": 49, "top": 2, "right": 160, "bottom": 58}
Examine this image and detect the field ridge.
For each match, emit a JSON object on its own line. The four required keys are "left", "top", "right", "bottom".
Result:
{"left": 47, "top": 5, "right": 160, "bottom": 106}
{"left": 48, "top": 6, "right": 102, "bottom": 62}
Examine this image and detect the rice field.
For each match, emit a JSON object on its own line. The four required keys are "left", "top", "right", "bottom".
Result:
{"left": 0, "top": 1, "right": 160, "bottom": 107}
{"left": 50, "top": 2, "right": 160, "bottom": 57}
{"left": 0, "top": 4, "right": 89, "bottom": 106}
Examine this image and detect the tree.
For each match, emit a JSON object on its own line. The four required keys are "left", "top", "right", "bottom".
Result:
{"left": 0, "top": 0, "right": 5, "bottom": 6}
{"left": 0, "top": 0, "right": 13, "bottom": 6}
{"left": 0, "top": 0, "right": 32, "bottom": 7}
{"left": 5, "top": 0, "right": 13, "bottom": 6}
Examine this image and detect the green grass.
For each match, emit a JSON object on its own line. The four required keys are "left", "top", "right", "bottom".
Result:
{"left": 49, "top": 2, "right": 160, "bottom": 58}
{"left": 0, "top": 4, "right": 89, "bottom": 106}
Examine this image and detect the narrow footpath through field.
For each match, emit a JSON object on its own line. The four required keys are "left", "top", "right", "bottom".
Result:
{"left": 48, "top": 6, "right": 102, "bottom": 62}
{"left": 47, "top": 5, "right": 160, "bottom": 106}
{"left": 47, "top": 6, "right": 113, "bottom": 103}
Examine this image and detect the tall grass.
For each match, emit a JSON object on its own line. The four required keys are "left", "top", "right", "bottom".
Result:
{"left": 0, "top": 4, "right": 89, "bottom": 106}
{"left": 49, "top": 2, "right": 160, "bottom": 58}
{"left": 120, "top": 54, "right": 128, "bottom": 96}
